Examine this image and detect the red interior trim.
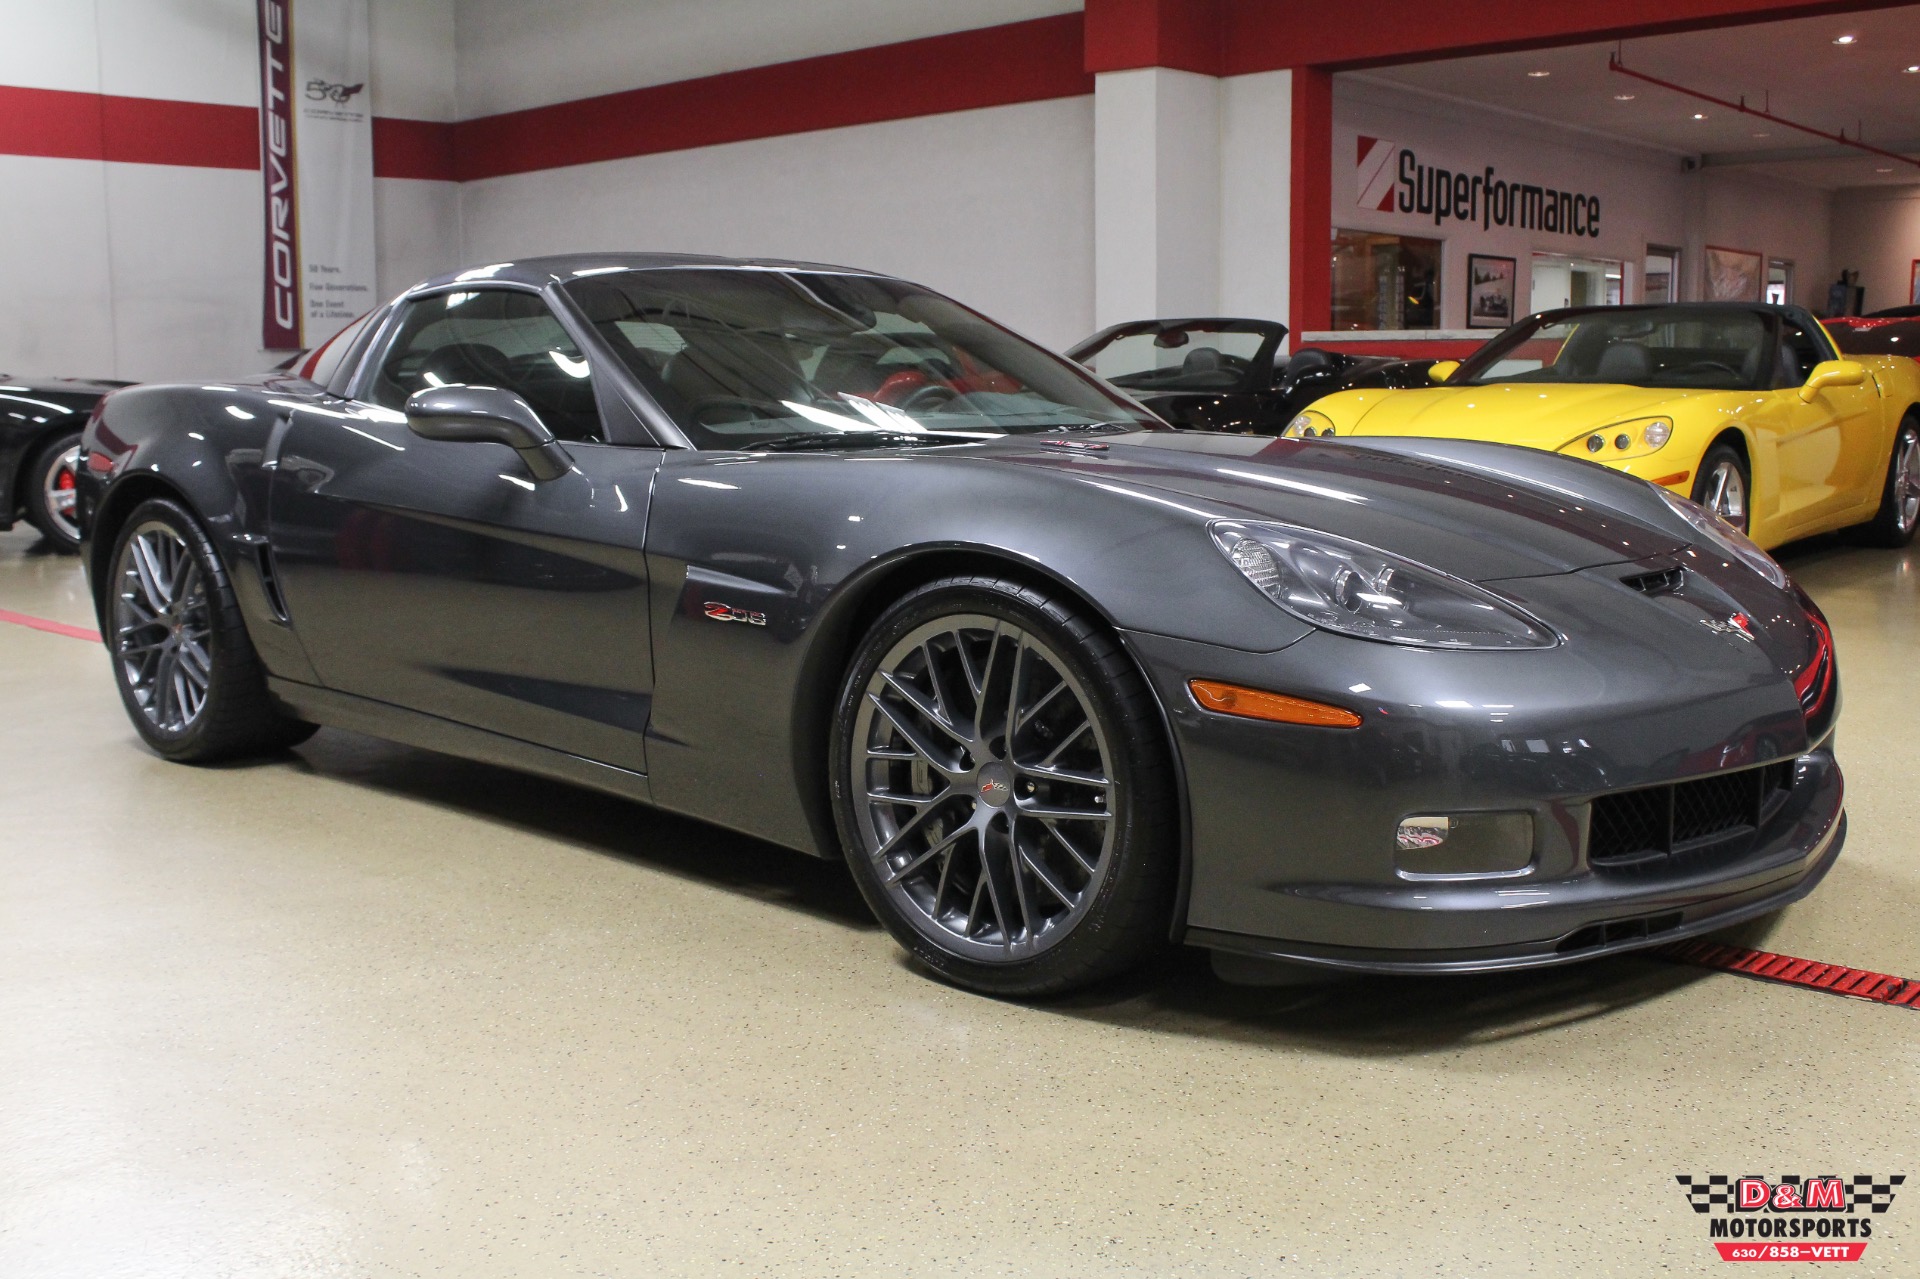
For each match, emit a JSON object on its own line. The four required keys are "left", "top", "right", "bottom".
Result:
{"left": 451, "top": 14, "right": 1092, "bottom": 182}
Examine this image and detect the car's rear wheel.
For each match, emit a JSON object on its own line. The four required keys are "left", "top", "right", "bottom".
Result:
{"left": 106, "top": 497, "right": 316, "bottom": 762}
{"left": 1851, "top": 418, "right": 1920, "bottom": 548}
{"left": 24, "top": 430, "right": 84, "bottom": 553}
{"left": 1693, "top": 443, "right": 1750, "bottom": 533}
{"left": 831, "top": 576, "right": 1176, "bottom": 996}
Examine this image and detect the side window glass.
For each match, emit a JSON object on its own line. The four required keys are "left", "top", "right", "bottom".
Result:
{"left": 1775, "top": 321, "right": 1824, "bottom": 389}
{"left": 368, "top": 290, "right": 605, "bottom": 443}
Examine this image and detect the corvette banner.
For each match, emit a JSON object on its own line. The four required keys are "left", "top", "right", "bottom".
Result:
{"left": 256, "top": 0, "right": 376, "bottom": 350}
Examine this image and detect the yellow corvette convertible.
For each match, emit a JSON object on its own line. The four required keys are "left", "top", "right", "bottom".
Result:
{"left": 1289, "top": 304, "right": 1920, "bottom": 550}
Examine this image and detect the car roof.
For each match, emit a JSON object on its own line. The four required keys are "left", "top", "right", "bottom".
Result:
{"left": 406, "top": 252, "right": 888, "bottom": 293}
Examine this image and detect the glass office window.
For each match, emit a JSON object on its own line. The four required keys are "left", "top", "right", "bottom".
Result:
{"left": 1331, "top": 230, "right": 1441, "bottom": 330}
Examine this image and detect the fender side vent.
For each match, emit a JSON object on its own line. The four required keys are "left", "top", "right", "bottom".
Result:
{"left": 255, "top": 546, "right": 290, "bottom": 623}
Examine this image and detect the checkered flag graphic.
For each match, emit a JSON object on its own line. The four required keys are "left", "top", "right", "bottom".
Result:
{"left": 1675, "top": 1175, "right": 1735, "bottom": 1213}
{"left": 1851, "top": 1175, "right": 1905, "bottom": 1213}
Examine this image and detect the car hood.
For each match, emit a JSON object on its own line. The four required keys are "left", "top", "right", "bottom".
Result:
{"left": 981, "top": 431, "right": 1686, "bottom": 582}
{"left": 1330, "top": 382, "right": 1729, "bottom": 450}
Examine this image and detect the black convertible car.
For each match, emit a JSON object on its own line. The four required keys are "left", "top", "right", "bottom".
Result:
{"left": 2, "top": 375, "right": 128, "bottom": 551}
{"left": 77, "top": 255, "right": 1842, "bottom": 995}
{"left": 1066, "top": 318, "right": 1435, "bottom": 433}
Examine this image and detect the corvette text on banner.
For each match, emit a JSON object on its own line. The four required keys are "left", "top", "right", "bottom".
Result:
{"left": 256, "top": 0, "right": 376, "bottom": 351}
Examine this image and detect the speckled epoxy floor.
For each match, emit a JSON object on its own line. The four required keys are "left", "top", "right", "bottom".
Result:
{"left": 0, "top": 523, "right": 1914, "bottom": 1278}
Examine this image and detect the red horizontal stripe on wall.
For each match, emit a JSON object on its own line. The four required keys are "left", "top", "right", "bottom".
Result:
{"left": 371, "top": 116, "right": 457, "bottom": 181}
{"left": 1217, "top": 0, "right": 1920, "bottom": 73}
{"left": 0, "top": 85, "right": 255, "bottom": 169}
{"left": 452, "top": 13, "right": 1092, "bottom": 181}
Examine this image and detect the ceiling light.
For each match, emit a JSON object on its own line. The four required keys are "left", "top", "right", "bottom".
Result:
{"left": 1833, "top": 34, "right": 1857, "bottom": 45}
{"left": 1906, "top": 65, "right": 1920, "bottom": 73}
{"left": 1693, "top": 112, "right": 1708, "bottom": 120}
{"left": 1877, "top": 166, "right": 1894, "bottom": 172}
{"left": 1752, "top": 131, "right": 1770, "bottom": 138}
{"left": 1526, "top": 70, "right": 1551, "bottom": 78}
{"left": 1613, "top": 93, "right": 1636, "bottom": 100}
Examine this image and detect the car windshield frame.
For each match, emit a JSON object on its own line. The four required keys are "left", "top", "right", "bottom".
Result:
{"left": 1068, "top": 319, "right": 1284, "bottom": 395}
{"left": 1450, "top": 305, "right": 1785, "bottom": 392}
{"left": 561, "top": 267, "right": 1165, "bottom": 450}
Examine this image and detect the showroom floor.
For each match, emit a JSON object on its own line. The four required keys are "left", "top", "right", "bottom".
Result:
{"left": 0, "top": 523, "right": 1914, "bottom": 1278}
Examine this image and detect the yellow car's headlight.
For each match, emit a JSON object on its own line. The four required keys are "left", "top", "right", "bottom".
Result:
{"left": 1284, "top": 410, "right": 1336, "bottom": 439}
{"left": 1561, "top": 417, "right": 1674, "bottom": 461}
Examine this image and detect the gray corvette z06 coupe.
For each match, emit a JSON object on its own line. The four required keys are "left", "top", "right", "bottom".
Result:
{"left": 75, "top": 255, "right": 1843, "bottom": 995}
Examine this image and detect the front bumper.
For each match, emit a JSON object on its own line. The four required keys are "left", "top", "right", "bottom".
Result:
{"left": 1125, "top": 597, "right": 1845, "bottom": 975}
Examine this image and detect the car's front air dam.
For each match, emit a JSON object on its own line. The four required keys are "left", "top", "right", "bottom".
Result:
{"left": 1121, "top": 617, "right": 1842, "bottom": 973}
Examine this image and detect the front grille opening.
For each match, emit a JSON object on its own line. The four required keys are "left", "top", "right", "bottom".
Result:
{"left": 1587, "top": 760, "right": 1794, "bottom": 875}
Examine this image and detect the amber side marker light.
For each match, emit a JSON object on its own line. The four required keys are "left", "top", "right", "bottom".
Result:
{"left": 1650, "top": 469, "right": 1691, "bottom": 487}
{"left": 1188, "top": 679, "right": 1363, "bottom": 728}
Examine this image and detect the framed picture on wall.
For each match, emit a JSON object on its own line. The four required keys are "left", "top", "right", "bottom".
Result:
{"left": 1704, "top": 245, "right": 1764, "bottom": 302}
{"left": 1910, "top": 259, "right": 1920, "bottom": 307}
{"left": 1466, "top": 254, "right": 1518, "bottom": 328}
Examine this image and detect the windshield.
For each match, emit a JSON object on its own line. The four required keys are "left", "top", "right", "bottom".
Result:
{"left": 1829, "top": 318, "right": 1920, "bottom": 358}
{"left": 564, "top": 269, "right": 1161, "bottom": 448}
{"left": 1453, "top": 306, "right": 1775, "bottom": 390}
{"left": 1074, "top": 322, "right": 1277, "bottom": 392}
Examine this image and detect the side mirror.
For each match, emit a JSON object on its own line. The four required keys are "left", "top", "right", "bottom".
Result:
{"left": 1428, "top": 360, "right": 1461, "bottom": 384}
{"left": 405, "top": 385, "right": 572, "bottom": 481}
{"left": 1798, "top": 359, "right": 1867, "bottom": 403}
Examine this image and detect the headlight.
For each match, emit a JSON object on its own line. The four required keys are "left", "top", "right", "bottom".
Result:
{"left": 1283, "top": 411, "right": 1334, "bottom": 439}
{"left": 1656, "top": 488, "right": 1787, "bottom": 588}
{"left": 1210, "top": 521, "right": 1558, "bottom": 649}
{"left": 1565, "top": 417, "right": 1673, "bottom": 460}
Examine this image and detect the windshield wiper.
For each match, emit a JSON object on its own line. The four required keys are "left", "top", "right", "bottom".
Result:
{"left": 742, "top": 431, "right": 966, "bottom": 453}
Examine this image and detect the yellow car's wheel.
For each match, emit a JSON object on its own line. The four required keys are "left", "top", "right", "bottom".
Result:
{"left": 1853, "top": 418, "right": 1920, "bottom": 549}
{"left": 1692, "top": 444, "right": 1750, "bottom": 533}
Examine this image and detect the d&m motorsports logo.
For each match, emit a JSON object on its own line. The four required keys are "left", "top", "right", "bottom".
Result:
{"left": 1676, "top": 1174, "right": 1904, "bottom": 1262}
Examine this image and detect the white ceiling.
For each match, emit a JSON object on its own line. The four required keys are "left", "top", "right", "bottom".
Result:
{"left": 1352, "top": 4, "right": 1920, "bottom": 189}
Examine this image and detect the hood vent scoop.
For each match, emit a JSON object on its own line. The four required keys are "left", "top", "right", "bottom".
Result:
{"left": 1621, "top": 565, "right": 1685, "bottom": 595}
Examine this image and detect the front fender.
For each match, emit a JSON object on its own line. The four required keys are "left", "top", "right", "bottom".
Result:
{"left": 81, "top": 379, "right": 318, "bottom": 682}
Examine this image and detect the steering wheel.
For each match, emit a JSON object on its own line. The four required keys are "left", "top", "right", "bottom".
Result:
{"left": 899, "top": 383, "right": 960, "bottom": 414}
{"left": 1675, "top": 360, "right": 1740, "bottom": 378}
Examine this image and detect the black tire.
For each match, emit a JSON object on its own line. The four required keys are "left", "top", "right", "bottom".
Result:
{"left": 1850, "top": 417, "right": 1920, "bottom": 548}
{"left": 23, "top": 429, "right": 84, "bottom": 553}
{"left": 104, "top": 497, "right": 316, "bottom": 762}
{"left": 1692, "top": 442, "right": 1751, "bottom": 534}
{"left": 830, "top": 575, "right": 1177, "bottom": 997}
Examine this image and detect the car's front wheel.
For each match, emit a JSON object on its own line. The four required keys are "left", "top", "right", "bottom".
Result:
{"left": 1693, "top": 443, "right": 1750, "bottom": 534}
{"left": 1851, "top": 417, "right": 1919, "bottom": 548}
{"left": 105, "top": 497, "right": 316, "bottom": 762}
{"left": 831, "top": 576, "right": 1177, "bottom": 996}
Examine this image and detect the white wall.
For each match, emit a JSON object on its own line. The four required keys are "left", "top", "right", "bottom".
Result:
{"left": 1331, "top": 78, "right": 1836, "bottom": 326}
{"left": 1831, "top": 184, "right": 1920, "bottom": 313}
{"left": 457, "top": 97, "right": 1097, "bottom": 349}
{"left": 1684, "top": 168, "right": 1832, "bottom": 312}
{"left": 0, "top": 0, "right": 455, "bottom": 381}
{"left": 1218, "top": 69, "right": 1293, "bottom": 326}
{"left": 453, "top": 0, "right": 1080, "bottom": 118}
{"left": 1094, "top": 68, "right": 1221, "bottom": 328}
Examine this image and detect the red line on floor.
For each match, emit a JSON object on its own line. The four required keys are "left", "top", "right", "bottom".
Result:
{"left": 0, "top": 608, "right": 101, "bottom": 643}
{"left": 1657, "top": 939, "right": 1920, "bottom": 1010}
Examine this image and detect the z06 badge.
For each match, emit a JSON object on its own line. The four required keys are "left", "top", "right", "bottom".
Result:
{"left": 704, "top": 601, "right": 768, "bottom": 626}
